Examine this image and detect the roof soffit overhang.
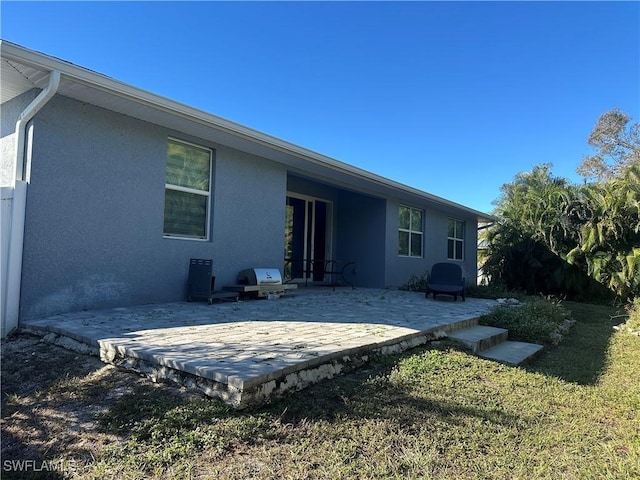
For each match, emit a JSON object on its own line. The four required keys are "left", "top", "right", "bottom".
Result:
{"left": 1, "top": 40, "right": 496, "bottom": 222}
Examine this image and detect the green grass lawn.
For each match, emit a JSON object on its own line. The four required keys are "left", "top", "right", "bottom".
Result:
{"left": 3, "top": 302, "right": 639, "bottom": 479}
{"left": 90, "top": 302, "right": 639, "bottom": 479}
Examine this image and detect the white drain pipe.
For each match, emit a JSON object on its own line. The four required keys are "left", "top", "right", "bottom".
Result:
{"left": 2, "top": 70, "right": 60, "bottom": 336}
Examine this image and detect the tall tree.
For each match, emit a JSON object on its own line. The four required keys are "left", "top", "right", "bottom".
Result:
{"left": 567, "top": 165, "right": 640, "bottom": 299}
{"left": 577, "top": 109, "right": 640, "bottom": 181}
{"left": 484, "top": 110, "right": 639, "bottom": 300}
{"left": 482, "top": 165, "right": 597, "bottom": 297}
{"left": 493, "top": 164, "right": 578, "bottom": 255}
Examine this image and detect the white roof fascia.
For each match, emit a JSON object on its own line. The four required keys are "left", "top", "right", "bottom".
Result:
{"left": 0, "top": 40, "right": 496, "bottom": 222}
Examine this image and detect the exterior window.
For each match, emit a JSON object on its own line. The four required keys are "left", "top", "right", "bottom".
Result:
{"left": 163, "top": 138, "right": 212, "bottom": 239}
{"left": 399, "top": 206, "right": 423, "bottom": 257}
{"left": 448, "top": 219, "right": 465, "bottom": 260}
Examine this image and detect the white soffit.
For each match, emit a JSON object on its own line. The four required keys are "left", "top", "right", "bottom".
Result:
{"left": 1, "top": 59, "right": 41, "bottom": 103}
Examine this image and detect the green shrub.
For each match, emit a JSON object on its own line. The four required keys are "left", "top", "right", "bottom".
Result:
{"left": 479, "top": 298, "right": 574, "bottom": 345}
{"left": 620, "top": 298, "right": 640, "bottom": 335}
{"left": 400, "top": 272, "right": 429, "bottom": 292}
{"left": 402, "top": 276, "right": 531, "bottom": 301}
{"left": 465, "top": 284, "right": 528, "bottom": 301}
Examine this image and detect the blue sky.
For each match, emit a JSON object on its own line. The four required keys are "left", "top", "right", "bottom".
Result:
{"left": 2, "top": 1, "right": 639, "bottom": 214}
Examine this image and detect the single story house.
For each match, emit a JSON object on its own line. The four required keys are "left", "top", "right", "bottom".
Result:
{"left": 1, "top": 41, "right": 493, "bottom": 337}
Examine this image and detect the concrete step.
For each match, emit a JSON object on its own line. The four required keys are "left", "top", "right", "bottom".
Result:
{"left": 444, "top": 317, "right": 479, "bottom": 334}
{"left": 448, "top": 325, "right": 509, "bottom": 353}
{"left": 479, "top": 341, "right": 544, "bottom": 366}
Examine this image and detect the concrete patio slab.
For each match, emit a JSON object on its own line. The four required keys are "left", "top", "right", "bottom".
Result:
{"left": 21, "top": 288, "right": 498, "bottom": 408}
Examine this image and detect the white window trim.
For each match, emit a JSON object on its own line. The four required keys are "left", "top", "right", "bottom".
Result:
{"left": 447, "top": 218, "right": 465, "bottom": 261}
{"left": 399, "top": 205, "right": 424, "bottom": 258}
{"left": 163, "top": 137, "right": 212, "bottom": 241}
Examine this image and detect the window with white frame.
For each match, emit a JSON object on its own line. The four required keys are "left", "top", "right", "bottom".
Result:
{"left": 398, "top": 206, "right": 423, "bottom": 257}
{"left": 448, "top": 219, "right": 465, "bottom": 260}
{"left": 163, "top": 138, "right": 212, "bottom": 239}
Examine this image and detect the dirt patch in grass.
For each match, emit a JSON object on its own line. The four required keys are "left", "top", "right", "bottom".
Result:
{"left": 1, "top": 334, "right": 198, "bottom": 478}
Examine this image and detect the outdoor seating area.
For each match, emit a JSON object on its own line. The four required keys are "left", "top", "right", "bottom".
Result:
{"left": 284, "top": 258, "right": 356, "bottom": 290}
{"left": 426, "top": 262, "right": 466, "bottom": 301}
{"left": 186, "top": 259, "right": 297, "bottom": 302}
{"left": 20, "top": 288, "right": 498, "bottom": 409}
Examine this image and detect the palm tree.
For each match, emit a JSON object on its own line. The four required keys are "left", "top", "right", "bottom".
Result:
{"left": 567, "top": 164, "right": 640, "bottom": 299}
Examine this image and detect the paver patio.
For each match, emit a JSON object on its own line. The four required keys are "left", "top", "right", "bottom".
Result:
{"left": 21, "top": 288, "right": 498, "bottom": 408}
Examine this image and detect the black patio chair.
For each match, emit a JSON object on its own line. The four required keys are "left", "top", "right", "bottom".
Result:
{"left": 425, "top": 262, "right": 466, "bottom": 301}
{"left": 187, "top": 258, "right": 215, "bottom": 304}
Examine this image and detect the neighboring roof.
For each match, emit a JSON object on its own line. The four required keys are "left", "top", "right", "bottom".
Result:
{"left": 1, "top": 40, "right": 495, "bottom": 222}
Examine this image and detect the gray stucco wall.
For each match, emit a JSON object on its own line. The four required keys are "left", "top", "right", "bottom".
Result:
{"left": 285, "top": 176, "right": 389, "bottom": 288}
{"left": 461, "top": 216, "right": 479, "bottom": 283}
{"left": 287, "top": 175, "right": 339, "bottom": 204}
{"left": 1, "top": 90, "right": 39, "bottom": 186}
{"left": 1, "top": 133, "right": 16, "bottom": 186}
{"left": 285, "top": 178, "right": 480, "bottom": 290}
{"left": 210, "top": 145, "right": 287, "bottom": 283}
{"left": 421, "top": 209, "right": 478, "bottom": 283}
{"left": 336, "top": 190, "right": 386, "bottom": 288}
{"left": 384, "top": 199, "right": 478, "bottom": 288}
{"left": 13, "top": 91, "right": 479, "bottom": 319}
{"left": 19, "top": 95, "right": 286, "bottom": 320}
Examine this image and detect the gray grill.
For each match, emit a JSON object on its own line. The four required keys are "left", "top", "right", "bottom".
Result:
{"left": 224, "top": 268, "right": 296, "bottom": 298}
{"left": 237, "top": 268, "right": 283, "bottom": 286}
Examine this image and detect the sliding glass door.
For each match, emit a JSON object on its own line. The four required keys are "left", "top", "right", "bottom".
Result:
{"left": 285, "top": 194, "right": 332, "bottom": 282}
